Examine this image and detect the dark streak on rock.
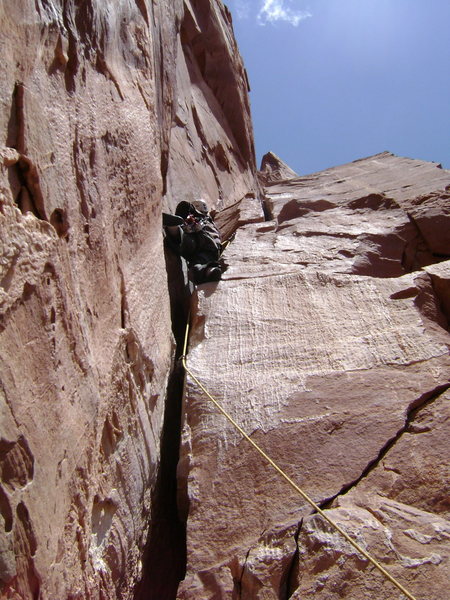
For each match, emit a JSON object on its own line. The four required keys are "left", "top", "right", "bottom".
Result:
{"left": 134, "top": 247, "right": 189, "bottom": 600}
{"left": 318, "top": 383, "right": 450, "bottom": 510}
{"left": 284, "top": 519, "right": 303, "bottom": 600}
{"left": 236, "top": 543, "right": 253, "bottom": 600}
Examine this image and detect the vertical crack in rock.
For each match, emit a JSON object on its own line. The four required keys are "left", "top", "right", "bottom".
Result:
{"left": 150, "top": 0, "right": 178, "bottom": 199}
{"left": 236, "top": 542, "right": 255, "bottom": 599}
{"left": 234, "top": 523, "right": 304, "bottom": 599}
{"left": 319, "top": 383, "right": 450, "bottom": 510}
{"left": 134, "top": 249, "right": 190, "bottom": 600}
{"left": 8, "top": 83, "right": 47, "bottom": 220}
{"left": 261, "top": 190, "right": 274, "bottom": 222}
{"left": 423, "top": 271, "right": 450, "bottom": 330}
{"left": 157, "top": 25, "right": 170, "bottom": 199}
{"left": 283, "top": 519, "right": 303, "bottom": 600}
{"left": 13, "top": 82, "right": 26, "bottom": 155}
{"left": 119, "top": 268, "right": 128, "bottom": 330}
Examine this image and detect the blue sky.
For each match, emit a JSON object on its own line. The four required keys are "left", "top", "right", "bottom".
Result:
{"left": 226, "top": 0, "right": 450, "bottom": 175}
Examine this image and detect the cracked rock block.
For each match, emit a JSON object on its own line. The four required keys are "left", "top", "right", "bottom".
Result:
{"left": 290, "top": 390, "right": 450, "bottom": 599}
{"left": 291, "top": 496, "right": 450, "bottom": 599}
{"left": 341, "top": 388, "right": 450, "bottom": 518}
{"left": 178, "top": 154, "right": 450, "bottom": 598}
{"left": 404, "top": 188, "right": 450, "bottom": 256}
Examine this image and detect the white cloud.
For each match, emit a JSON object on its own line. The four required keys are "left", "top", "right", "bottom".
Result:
{"left": 257, "top": 0, "right": 312, "bottom": 27}
{"left": 234, "top": 0, "right": 251, "bottom": 20}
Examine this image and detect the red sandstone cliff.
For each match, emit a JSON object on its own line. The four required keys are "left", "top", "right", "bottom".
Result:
{"left": 180, "top": 152, "right": 450, "bottom": 599}
{"left": 1, "top": 2, "right": 449, "bottom": 600}
{"left": 0, "top": 1, "right": 255, "bottom": 598}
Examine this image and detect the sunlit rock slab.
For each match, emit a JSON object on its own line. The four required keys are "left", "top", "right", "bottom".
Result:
{"left": 265, "top": 152, "right": 449, "bottom": 219}
{"left": 178, "top": 268, "right": 450, "bottom": 598}
{"left": 224, "top": 154, "right": 450, "bottom": 280}
{"left": 178, "top": 154, "right": 450, "bottom": 599}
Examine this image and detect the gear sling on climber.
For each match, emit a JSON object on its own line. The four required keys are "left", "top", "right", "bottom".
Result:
{"left": 162, "top": 200, "right": 222, "bottom": 284}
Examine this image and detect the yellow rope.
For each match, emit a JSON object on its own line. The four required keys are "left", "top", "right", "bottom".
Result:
{"left": 181, "top": 318, "right": 418, "bottom": 600}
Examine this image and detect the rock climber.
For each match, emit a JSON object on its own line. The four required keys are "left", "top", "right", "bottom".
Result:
{"left": 163, "top": 200, "right": 222, "bottom": 284}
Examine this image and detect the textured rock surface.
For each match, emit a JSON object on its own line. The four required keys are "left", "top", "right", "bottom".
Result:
{"left": 0, "top": 1, "right": 255, "bottom": 598}
{"left": 259, "top": 151, "right": 299, "bottom": 184}
{"left": 178, "top": 153, "right": 450, "bottom": 599}
{"left": 164, "top": 0, "right": 256, "bottom": 212}
{"left": 2, "top": 1, "right": 449, "bottom": 598}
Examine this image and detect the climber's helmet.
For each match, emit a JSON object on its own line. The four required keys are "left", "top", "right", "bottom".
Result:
{"left": 192, "top": 199, "right": 208, "bottom": 215}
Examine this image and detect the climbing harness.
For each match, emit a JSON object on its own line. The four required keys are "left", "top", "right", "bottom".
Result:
{"left": 181, "top": 318, "right": 418, "bottom": 600}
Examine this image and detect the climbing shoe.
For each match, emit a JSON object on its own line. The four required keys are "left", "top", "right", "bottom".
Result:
{"left": 190, "top": 264, "right": 221, "bottom": 284}
{"left": 204, "top": 266, "right": 222, "bottom": 282}
{"left": 162, "top": 213, "right": 184, "bottom": 227}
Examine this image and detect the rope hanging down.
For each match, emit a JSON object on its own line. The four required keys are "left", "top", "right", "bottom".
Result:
{"left": 181, "top": 318, "right": 418, "bottom": 600}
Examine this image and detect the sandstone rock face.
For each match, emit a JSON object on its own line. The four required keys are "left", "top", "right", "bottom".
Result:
{"left": 164, "top": 0, "right": 256, "bottom": 212}
{"left": 0, "top": 1, "right": 255, "bottom": 598}
{"left": 2, "top": 2, "right": 449, "bottom": 598}
{"left": 259, "top": 151, "right": 299, "bottom": 184}
{"left": 178, "top": 153, "right": 450, "bottom": 599}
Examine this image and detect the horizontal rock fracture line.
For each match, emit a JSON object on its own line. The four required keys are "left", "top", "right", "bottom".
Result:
{"left": 181, "top": 319, "right": 419, "bottom": 600}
